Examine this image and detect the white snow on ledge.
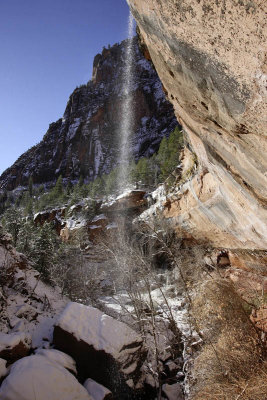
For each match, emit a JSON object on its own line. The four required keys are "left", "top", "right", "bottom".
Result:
{"left": 66, "top": 217, "right": 87, "bottom": 230}
{"left": 56, "top": 302, "right": 142, "bottom": 358}
{"left": 0, "top": 332, "right": 29, "bottom": 353}
{"left": 84, "top": 378, "right": 112, "bottom": 400}
{"left": 106, "top": 222, "right": 118, "bottom": 230}
{"left": 136, "top": 184, "right": 167, "bottom": 222}
{"left": 91, "top": 214, "right": 107, "bottom": 222}
{"left": 88, "top": 225, "right": 101, "bottom": 230}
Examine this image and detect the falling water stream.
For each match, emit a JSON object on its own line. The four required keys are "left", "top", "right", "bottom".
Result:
{"left": 118, "top": 12, "right": 135, "bottom": 192}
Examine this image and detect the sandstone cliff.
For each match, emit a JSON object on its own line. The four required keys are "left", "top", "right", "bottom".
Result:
{"left": 0, "top": 38, "right": 177, "bottom": 191}
{"left": 127, "top": 0, "right": 267, "bottom": 250}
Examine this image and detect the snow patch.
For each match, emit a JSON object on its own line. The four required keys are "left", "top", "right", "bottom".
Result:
{"left": 91, "top": 214, "right": 107, "bottom": 222}
{"left": 88, "top": 225, "right": 100, "bottom": 230}
{"left": 141, "top": 116, "right": 149, "bottom": 126}
{"left": 0, "top": 332, "right": 29, "bottom": 353}
{"left": 35, "top": 349, "right": 77, "bottom": 375}
{"left": 106, "top": 222, "right": 118, "bottom": 230}
{"left": 66, "top": 118, "right": 82, "bottom": 141}
{"left": 84, "top": 378, "right": 112, "bottom": 400}
{"left": 66, "top": 217, "right": 87, "bottom": 230}
{"left": 136, "top": 184, "right": 167, "bottom": 222}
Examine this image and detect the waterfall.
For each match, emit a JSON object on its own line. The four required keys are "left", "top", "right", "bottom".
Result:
{"left": 118, "top": 12, "right": 135, "bottom": 192}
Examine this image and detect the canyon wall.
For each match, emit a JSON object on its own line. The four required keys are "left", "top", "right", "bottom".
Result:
{"left": 0, "top": 39, "right": 177, "bottom": 191}
{"left": 128, "top": 0, "right": 267, "bottom": 249}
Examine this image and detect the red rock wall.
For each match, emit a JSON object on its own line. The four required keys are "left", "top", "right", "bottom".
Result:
{"left": 128, "top": 0, "right": 267, "bottom": 249}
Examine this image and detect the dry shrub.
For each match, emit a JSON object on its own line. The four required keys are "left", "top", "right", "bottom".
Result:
{"left": 98, "top": 222, "right": 267, "bottom": 398}
{"left": 190, "top": 278, "right": 266, "bottom": 400}
{"left": 195, "top": 364, "right": 267, "bottom": 400}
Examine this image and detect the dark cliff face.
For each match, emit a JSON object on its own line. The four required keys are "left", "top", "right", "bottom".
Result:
{"left": 0, "top": 38, "right": 177, "bottom": 191}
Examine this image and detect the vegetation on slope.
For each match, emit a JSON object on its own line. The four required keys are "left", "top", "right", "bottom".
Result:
{"left": 0, "top": 127, "right": 183, "bottom": 216}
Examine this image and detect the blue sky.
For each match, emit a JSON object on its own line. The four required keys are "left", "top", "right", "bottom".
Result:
{"left": 0, "top": 0, "right": 130, "bottom": 174}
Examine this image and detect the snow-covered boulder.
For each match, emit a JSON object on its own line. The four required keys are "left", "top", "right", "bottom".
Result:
{"left": 53, "top": 302, "right": 147, "bottom": 398}
{"left": 0, "top": 332, "right": 30, "bottom": 364}
{"left": 0, "top": 354, "right": 92, "bottom": 400}
{"left": 101, "top": 190, "right": 147, "bottom": 215}
{"left": 34, "top": 348, "right": 77, "bottom": 375}
{"left": 84, "top": 378, "right": 112, "bottom": 400}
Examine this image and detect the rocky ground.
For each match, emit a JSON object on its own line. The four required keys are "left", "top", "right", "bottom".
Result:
{"left": 1, "top": 186, "right": 266, "bottom": 399}
{"left": 0, "top": 222, "right": 189, "bottom": 399}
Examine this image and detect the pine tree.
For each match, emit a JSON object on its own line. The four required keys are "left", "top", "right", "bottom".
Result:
{"left": 32, "top": 223, "right": 56, "bottom": 280}
{"left": 80, "top": 183, "right": 89, "bottom": 199}
{"left": 69, "top": 186, "right": 80, "bottom": 206}
{"left": 2, "top": 208, "right": 22, "bottom": 247}
{"left": 147, "top": 154, "right": 159, "bottom": 186}
{"left": 0, "top": 191, "right": 7, "bottom": 215}
{"left": 135, "top": 158, "right": 149, "bottom": 185}
{"left": 17, "top": 220, "right": 36, "bottom": 256}
{"left": 53, "top": 175, "right": 64, "bottom": 199}
{"left": 104, "top": 168, "right": 119, "bottom": 195}
{"left": 28, "top": 176, "right": 33, "bottom": 197}
{"left": 78, "top": 175, "right": 84, "bottom": 187}
{"left": 70, "top": 179, "right": 88, "bottom": 204}
{"left": 157, "top": 136, "right": 171, "bottom": 181}
{"left": 157, "top": 127, "right": 183, "bottom": 181}
{"left": 90, "top": 177, "right": 105, "bottom": 198}
{"left": 38, "top": 185, "right": 45, "bottom": 195}
{"left": 66, "top": 181, "right": 73, "bottom": 196}
{"left": 25, "top": 197, "right": 33, "bottom": 217}
{"left": 36, "top": 193, "right": 50, "bottom": 211}
{"left": 47, "top": 175, "right": 66, "bottom": 207}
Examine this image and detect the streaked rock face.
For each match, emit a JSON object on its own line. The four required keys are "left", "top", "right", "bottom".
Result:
{"left": 128, "top": 0, "right": 267, "bottom": 249}
{"left": 0, "top": 38, "right": 177, "bottom": 191}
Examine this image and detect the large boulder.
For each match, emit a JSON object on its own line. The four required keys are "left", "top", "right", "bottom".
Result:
{"left": 162, "top": 382, "right": 184, "bottom": 400}
{"left": 0, "top": 354, "right": 91, "bottom": 400}
{"left": 101, "top": 190, "right": 147, "bottom": 216}
{"left": 53, "top": 302, "right": 148, "bottom": 399}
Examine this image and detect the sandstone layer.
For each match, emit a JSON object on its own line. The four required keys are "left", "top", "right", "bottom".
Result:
{"left": 128, "top": 0, "right": 267, "bottom": 249}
